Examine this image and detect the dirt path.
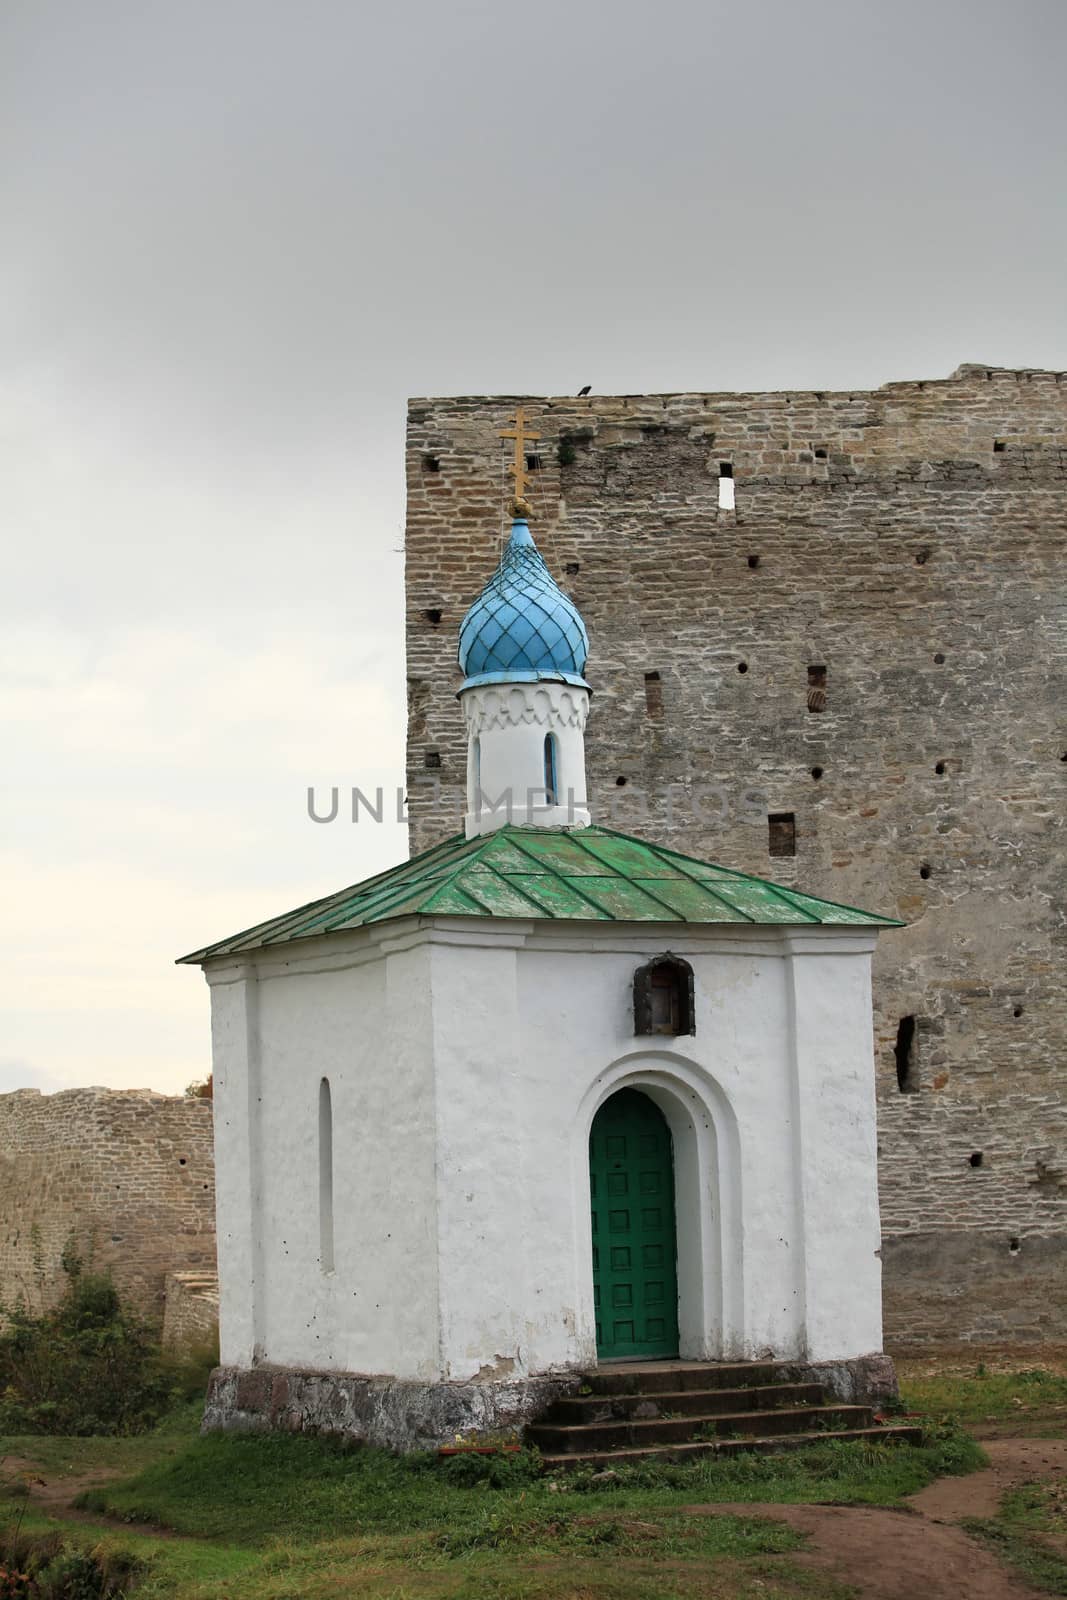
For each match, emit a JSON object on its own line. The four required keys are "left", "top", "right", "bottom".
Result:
{"left": 682, "top": 1436, "right": 1067, "bottom": 1600}
{"left": 692, "top": 1501, "right": 1039, "bottom": 1599}
{"left": 3, "top": 1455, "right": 177, "bottom": 1540}
{"left": 912, "top": 1437, "right": 1067, "bottom": 1526}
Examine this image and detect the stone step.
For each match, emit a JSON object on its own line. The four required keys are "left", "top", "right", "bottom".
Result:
{"left": 528, "top": 1404, "right": 875, "bottom": 1455}
{"left": 546, "top": 1381, "right": 826, "bottom": 1426}
{"left": 582, "top": 1361, "right": 811, "bottom": 1395}
{"left": 539, "top": 1424, "right": 925, "bottom": 1472}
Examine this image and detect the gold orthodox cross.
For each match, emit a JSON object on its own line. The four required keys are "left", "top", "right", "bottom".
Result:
{"left": 499, "top": 406, "right": 540, "bottom": 512}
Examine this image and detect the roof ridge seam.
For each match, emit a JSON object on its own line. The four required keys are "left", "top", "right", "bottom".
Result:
{"left": 438, "top": 855, "right": 558, "bottom": 920}
{"left": 644, "top": 839, "right": 759, "bottom": 924}
{"left": 596, "top": 825, "right": 896, "bottom": 925}
{"left": 500, "top": 829, "right": 618, "bottom": 920}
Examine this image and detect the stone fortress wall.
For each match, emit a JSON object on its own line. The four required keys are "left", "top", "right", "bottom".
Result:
{"left": 403, "top": 364, "right": 1067, "bottom": 1348}
{"left": 0, "top": 1087, "right": 216, "bottom": 1333}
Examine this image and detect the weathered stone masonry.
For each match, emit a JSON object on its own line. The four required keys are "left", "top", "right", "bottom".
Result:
{"left": 404, "top": 364, "right": 1067, "bottom": 1349}
{"left": 0, "top": 1088, "right": 216, "bottom": 1331}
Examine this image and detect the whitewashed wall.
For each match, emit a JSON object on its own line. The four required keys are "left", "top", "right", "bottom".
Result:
{"left": 206, "top": 916, "right": 884, "bottom": 1378}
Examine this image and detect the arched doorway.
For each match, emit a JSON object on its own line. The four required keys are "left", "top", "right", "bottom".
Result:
{"left": 589, "top": 1087, "right": 679, "bottom": 1360}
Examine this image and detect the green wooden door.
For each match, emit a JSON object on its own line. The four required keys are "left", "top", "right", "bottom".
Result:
{"left": 589, "top": 1088, "right": 679, "bottom": 1360}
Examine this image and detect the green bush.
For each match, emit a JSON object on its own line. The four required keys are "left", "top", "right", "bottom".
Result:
{"left": 434, "top": 1447, "right": 543, "bottom": 1489}
{"left": 0, "top": 1530, "right": 140, "bottom": 1598}
{"left": 0, "top": 1266, "right": 212, "bottom": 1436}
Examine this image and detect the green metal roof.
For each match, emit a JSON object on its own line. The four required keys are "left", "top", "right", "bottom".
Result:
{"left": 178, "top": 826, "right": 902, "bottom": 964}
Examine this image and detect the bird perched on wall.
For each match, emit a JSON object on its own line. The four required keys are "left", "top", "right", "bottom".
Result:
{"left": 577, "top": 385, "right": 591, "bottom": 397}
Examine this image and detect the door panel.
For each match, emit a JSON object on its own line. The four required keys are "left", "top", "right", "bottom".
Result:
{"left": 589, "top": 1087, "right": 679, "bottom": 1359}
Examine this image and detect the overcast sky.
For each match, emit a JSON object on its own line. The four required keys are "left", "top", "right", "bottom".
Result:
{"left": 2, "top": 0, "right": 1064, "bottom": 1096}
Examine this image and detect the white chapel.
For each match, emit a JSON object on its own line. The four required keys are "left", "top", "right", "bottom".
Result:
{"left": 183, "top": 415, "right": 904, "bottom": 1452}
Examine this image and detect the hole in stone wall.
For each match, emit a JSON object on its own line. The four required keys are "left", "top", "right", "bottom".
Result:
{"left": 1013, "top": 1005, "right": 1024, "bottom": 1018}
{"left": 895, "top": 1015, "right": 918, "bottom": 1093}
{"left": 422, "top": 454, "right": 441, "bottom": 472}
{"left": 814, "top": 447, "right": 828, "bottom": 459}
{"left": 768, "top": 812, "right": 796, "bottom": 858}
{"left": 810, "top": 766, "right": 824, "bottom": 781}
{"left": 919, "top": 863, "right": 931, "bottom": 880}
{"left": 525, "top": 453, "right": 542, "bottom": 471}
{"left": 565, "top": 561, "right": 580, "bottom": 575}
{"left": 969, "top": 1151, "right": 984, "bottom": 1168}
{"left": 737, "top": 661, "right": 749, "bottom": 674}
{"left": 425, "top": 750, "right": 441, "bottom": 768}
{"left": 422, "top": 608, "right": 442, "bottom": 625}
{"left": 935, "top": 760, "right": 947, "bottom": 775}
{"left": 178, "top": 1157, "right": 187, "bottom": 1166}
{"left": 747, "top": 554, "right": 760, "bottom": 569}
{"left": 934, "top": 652, "right": 946, "bottom": 664}
{"left": 916, "top": 548, "right": 931, "bottom": 565}
{"left": 807, "top": 664, "right": 827, "bottom": 713}
{"left": 718, "top": 463, "right": 735, "bottom": 510}
{"left": 644, "top": 671, "right": 663, "bottom": 716}
{"left": 993, "top": 439, "right": 1006, "bottom": 452}
{"left": 615, "top": 775, "right": 628, "bottom": 787}
{"left": 1009, "top": 1237, "right": 1021, "bottom": 1254}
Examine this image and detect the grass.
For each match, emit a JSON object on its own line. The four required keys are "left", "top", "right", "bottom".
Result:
{"left": 3, "top": 1362, "right": 1049, "bottom": 1600}
{"left": 0, "top": 1498, "right": 847, "bottom": 1600}
{"left": 1, "top": 1507, "right": 263, "bottom": 1598}
{"left": 2, "top": 1415, "right": 925, "bottom": 1599}
{"left": 899, "top": 1361, "right": 1067, "bottom": 1432}
{"left": 964, "top": 1471, "right": 1067, "bottom": 1596}
{"left": 2, "top": 1431, "right": 186, "bottom": 1484}
{"left": 69, "top": 1423, "right": 983, "bottom": 1544}
{"left": 966, "top": 1520, "right": 1067, "bottom": 1597}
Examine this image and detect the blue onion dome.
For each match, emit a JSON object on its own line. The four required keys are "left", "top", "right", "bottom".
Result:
{"left": 458, "top": 514, "right": 590, "bottom": 690}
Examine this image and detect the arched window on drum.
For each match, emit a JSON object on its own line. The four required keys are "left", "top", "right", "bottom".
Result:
{"left": 543, "top": 733, "right": 559, "bottom": 805}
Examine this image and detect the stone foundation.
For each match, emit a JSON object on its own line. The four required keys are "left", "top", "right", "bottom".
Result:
{"left": 773, "top": 1353, "right": 899, "bottom": 1409}
{"left": 203, "top": 1354, "right": 897, "bottom": 1450}
{"left": 202, "top": 1365, "right": 582, "bottom": 1451}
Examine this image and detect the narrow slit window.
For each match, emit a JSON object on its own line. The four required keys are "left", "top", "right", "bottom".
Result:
{"left": 319, "top": 1078, "right": 335, "bottom": 1274}
{"left": 807, "top": 664, "right": 827, "bottom": 712}
{"left": 768, "top": 812, "right": 796, "bottom": 857}
{"left": 718, "top": 462, "right": 735, "bottom": 511}
{"left": 468, "top": 734, "right": 481, "bottom": 802}
{"left": 895, "top": 1016, "right": 918, "bottom": 1094}
{"left": 644, "top": 671, "right": 663, "bottom": 717}
{"left": 544, "top": 733, "right": 558, "bottom": 805}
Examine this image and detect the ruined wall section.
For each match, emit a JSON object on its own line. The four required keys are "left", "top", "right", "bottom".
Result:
{"left": 404, "top": 364, "right": 1067, "bottom": 1347}
{"left": 0, "top": 1088, "right": 216, "bottom": 1331}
